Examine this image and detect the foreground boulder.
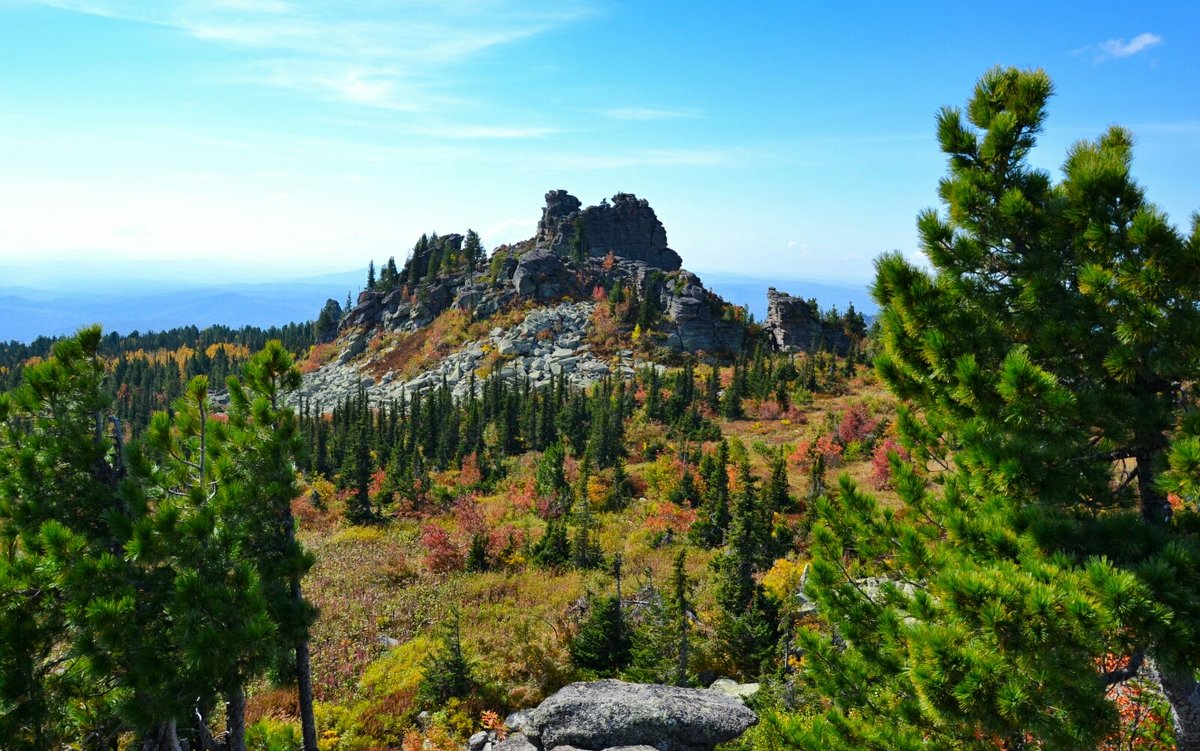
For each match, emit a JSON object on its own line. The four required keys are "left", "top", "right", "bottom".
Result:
{"left": 522, "top": 679, "right": 757, "bottom": 751}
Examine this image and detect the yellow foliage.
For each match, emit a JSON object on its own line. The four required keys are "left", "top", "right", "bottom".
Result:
{"left": 359, "top": 635, "right": 434, "bottom": 694}
{"left": 317, "top": 636, "right": 436, "bottom": 751}
{"left": 586, "top": 475, "right": 608, "bottom": 506}
{"left": 761, "top": 557, "right": 808, "bottom": 602}
{"left": 333, "top": 526, "right": 386, "bottom": 545}
{"left": 641, "top": 454, "right": 681, "bottom": 498}
{"left": 206, "top": 342, "right": 251, "bottom": 359}
{"left": 308, "top": 476, "right": 338, "bottom": 507}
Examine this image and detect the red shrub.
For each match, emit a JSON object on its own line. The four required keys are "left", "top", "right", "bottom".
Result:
{"left": 453, "top": 495, "right": 486, "bottom": 536}
{"left": 870, "top": 437, "right": 910, "bottom": 490}
{"left": 421, "top": 524, "right": 463, "bottom": 574}
{"left": 837, "top": 401, "right": 880, "bottom": 446}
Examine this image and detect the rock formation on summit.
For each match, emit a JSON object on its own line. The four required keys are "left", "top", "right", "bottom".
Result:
{"left": 302, "top": 189, "right": 756, "bottom": 409}
{"left": 536, "top": 190, "right": 683, "bottom": 271}
{"left": 762, "top": 288, "right": 851, "bottom": 355}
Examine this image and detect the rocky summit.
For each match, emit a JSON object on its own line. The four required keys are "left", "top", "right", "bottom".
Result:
{"left": 294, "top": 190, "right": 754, "bottom": 409}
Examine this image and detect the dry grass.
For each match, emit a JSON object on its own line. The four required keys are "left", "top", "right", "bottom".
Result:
{"left": 358, "top": 305, "right": 536, "bottom": 382}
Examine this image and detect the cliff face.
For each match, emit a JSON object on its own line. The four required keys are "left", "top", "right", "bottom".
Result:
{"left": 535, "top": 190, "right": 683, "bottom": 271}
{"left": 762, "top": 288, "right": 851, "bottom": 355}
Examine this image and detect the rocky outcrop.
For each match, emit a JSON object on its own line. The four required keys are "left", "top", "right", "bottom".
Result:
{"left": 340, "top": 277, "right": 517, "bottom": 338}
{"left": 292, "top": 302, "right": 641, "bottom": 409}
{"left": 657, "top": 271, "right": 745, "bottom": 354}
{"left": 508, "top": 680, "right": 756, "bottom": 751}
{"left": 762, "top": 288, "right": 851, "bottom": 355}
{"left": 536, "top": 190, "right": 683, "bottom": 271}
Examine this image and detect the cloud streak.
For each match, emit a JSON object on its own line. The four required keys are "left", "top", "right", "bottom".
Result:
{"left": 598, "top": 107, "right": 702, "bottom": 121}
{"left": 1082, "top": 32, "right": 1163, "bottom": 62}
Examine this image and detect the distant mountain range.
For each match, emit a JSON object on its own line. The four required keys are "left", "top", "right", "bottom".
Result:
{"left": 697, "top": 271, "right": 876, "bottom": 322}
{"left": 0, "top": 270, "right": 365, "bottom": 343}
{"left": 0, "top": 267, "right": 873, "bottom": 344}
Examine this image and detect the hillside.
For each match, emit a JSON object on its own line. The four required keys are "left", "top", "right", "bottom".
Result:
{"left": 238, "top": 189, "right": 889, "bottom": 750}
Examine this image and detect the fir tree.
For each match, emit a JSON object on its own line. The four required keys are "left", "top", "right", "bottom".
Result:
{"left": 466, "top": 533, "right": 489, "bottom": 572}
{"left": 711, "top": 458, "right": 780, "bottom": 679}
{"left": 569, "top": 594, "right": 630, "bottom": 675}
{"left": 690, "top": 442, "right": 731, "bottom": 548}
{"left": 629, "top": 550, "right": 694, "bottom": 686}
{"left": 531, "top": 516, "right": 571, "bottom": 569}
{"left": 569, "top": 217, "right": 587, "bottom": 264}
{"left": 606, "top": 458, "right": 633, "bottom": 512}
{"left": 705, "top": 363, "right": 721, "bottom": 412}
{"left": 418, "top": 611, "right": 474, "bottom": 707}
{"left": 719, "top": 376, "right": 743, "bottom": 420}
{"left": 343, "top": 418, "right": 374, "bottom": 524}
{"left": 464, "top": 229, "right": 484, "bottom": 270}
{"left": 765, "top": 448, "right": 793, "bottom": 513}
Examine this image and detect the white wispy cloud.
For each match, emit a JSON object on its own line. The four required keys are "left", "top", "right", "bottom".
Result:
{"left": 33, "top": 0, "right": 597, "bottom": 113}
{"left": 597, "top": 107, "right": 702, "bottom": 121}
{"left": 546, "top": 148, "right": 741, "bottom": 170}
{"left": 416, "top": 124, "right": 560, "bottom": 140}
{"left": 1081, "top": 32, "right": 1163, "bottom": 62}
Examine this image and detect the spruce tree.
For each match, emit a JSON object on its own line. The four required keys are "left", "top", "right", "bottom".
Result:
{"left": 765, "top": 448, "right": 792, "bottom": 513}
{"left": 630, "top": 550, "right": 695, "bottom": 686}
{"left": 531, "top": 516, "right": 570, "bottom": 569}
{"left": 464, "top": 229, "right": 485, "bottom": 269}
{"left": 711, "top": 462, "right": 779, "bottom": 679}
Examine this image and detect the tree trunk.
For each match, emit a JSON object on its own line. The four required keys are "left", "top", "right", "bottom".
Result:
{"left": 288, "top": 506, "right": 319, "bottom": 751}
{"left": 1136, "top": 447, "right": 1172, "bottom": 524}
{"left": 195, "top": 700, "right": 219, "bottom": 751}
{"left": 141, "top": 720, "right": 183, "bottom": 751}
{"left": 296, "top": 637, "right": 319, "bottom": 751}
{"left": 226, "top": 685, "right": 247, "bottom": 751}
{"left": 1158, "top": 667, "right": 1200, "bottom": 751}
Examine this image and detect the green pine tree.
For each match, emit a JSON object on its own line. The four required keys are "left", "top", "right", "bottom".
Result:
{"left": 785, "top": 66, "right": 1200, "bottom": 750}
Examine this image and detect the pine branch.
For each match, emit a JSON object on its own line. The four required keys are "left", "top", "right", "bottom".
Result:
{"left": 1101, "top": 651, "right": 1145, "bottom": 686}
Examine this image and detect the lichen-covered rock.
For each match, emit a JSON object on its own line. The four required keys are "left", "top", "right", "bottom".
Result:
{"left": 526, "top": 679, "right": 757, "bottom": 751}
{"left": 536, "top": 190, "right": 682, "bottom": 271}
{"left": 707, "top": 678, "right": 760, "bottom": 703}
{"left": 762, "top": 288, "right": 851, "bottom": 354}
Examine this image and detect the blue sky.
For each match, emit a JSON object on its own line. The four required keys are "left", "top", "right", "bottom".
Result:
{"left": 0, "top": 1, "right": 1197, "bottom": 285}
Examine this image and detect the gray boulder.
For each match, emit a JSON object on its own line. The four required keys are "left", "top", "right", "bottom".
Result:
{"left": 526, "top": 679, "right": 757, "bottom": 751}
{"left": 659, "top": 271, "right": 744, "bottom": 354}
{"left": 494, "top": 734, "right": 538, "bottom": 751}
{"left": 707, "top": 678, "right": 760, "bottom": 703}
{"left": 513, "top": 249, "right": 576, "bottom": 301}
